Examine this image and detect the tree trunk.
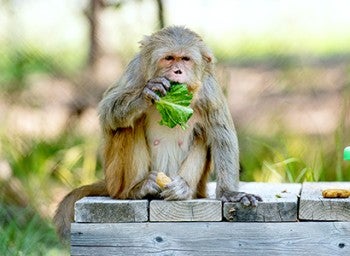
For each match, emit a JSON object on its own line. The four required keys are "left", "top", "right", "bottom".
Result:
{"left": 85, "top": 0, "right": 103, "bottom": 70}
{"left": 155, "top": 0, "right": 165, "bottom": 29}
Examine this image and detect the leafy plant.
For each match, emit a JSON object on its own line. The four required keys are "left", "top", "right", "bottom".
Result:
{"left": 0, "top": 204, "right": 68, "bottom": 255}
{"left": 155, "top": 83, "right": 193, "bottom": 129}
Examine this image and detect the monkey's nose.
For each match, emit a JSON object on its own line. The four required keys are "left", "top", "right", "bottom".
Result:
{"left": 174, "top": 69, "right": 182, "bottom": 74}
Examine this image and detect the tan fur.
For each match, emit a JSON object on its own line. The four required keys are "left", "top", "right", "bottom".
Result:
{"left": 104, "top": 128, "right": 135, "bottom": 199}
{"left": 54, "top": 26, "right": 256, "bottom": 242}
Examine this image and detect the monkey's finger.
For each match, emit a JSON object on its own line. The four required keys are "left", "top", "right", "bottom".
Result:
{"left": 143, "top": 88, "right": 161, "bottom": 102}
{"left": 253, "top": 194, "right": 263, "bottom": 202}
{"left": 220, "top": 192, "right": 244, "bottom": 202}
{"left": 148, "top": 171, "right": 159, "bottom": 181}
{"left": 246, "top": 194, "right": 258, "bottom": 207}
{"left": 161, "top": 189, "right": 189, "bottom": 201}
{"left": 241, "top": 194, "right": 261, "bottom": 207}
{"left": 147, "top": 82, "right": 167, "bottom": 96}
{"left": 148, "top": 77, "right": 171, "bottom": 91}
{"left": 161, "top": 178, "right": 192, "bottom": 200}
{"left": 144, "top": 181, "right": 162, "bottom": 195}
{"left": 241, "top": 196, "right": 251, "bottom": 207}
{"left": 161, "top": 190, "right": 177, "bottom": 200}
{"left": 148, "top": 186, "right": 162, "bottom": 195}
{"left": 160, "top": 186, "right": 175, "bottom": 200}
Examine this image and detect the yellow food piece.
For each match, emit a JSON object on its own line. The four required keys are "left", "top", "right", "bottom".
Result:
{"left": 322, "top": 189, "right": 350, "bottom": 198}
{"left": 156, "top": 172, "right": 172, "bottom": 189}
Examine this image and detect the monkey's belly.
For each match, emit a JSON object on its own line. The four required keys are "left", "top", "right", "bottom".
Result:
{"left": 146, "top": 109, "right": 193, "bottom": 177}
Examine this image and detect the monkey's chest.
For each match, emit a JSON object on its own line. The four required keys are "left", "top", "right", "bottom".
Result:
{"left": 145, "top": 108, "right": 194, "bottom": 177}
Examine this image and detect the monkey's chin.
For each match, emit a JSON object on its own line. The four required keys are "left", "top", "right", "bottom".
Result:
{"left": 166, "top": 75, "right": 187, "bottom": 84}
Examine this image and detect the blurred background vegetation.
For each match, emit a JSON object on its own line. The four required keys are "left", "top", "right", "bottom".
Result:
{"left": 0, "top": 0, "right": 350, "bottom": 254}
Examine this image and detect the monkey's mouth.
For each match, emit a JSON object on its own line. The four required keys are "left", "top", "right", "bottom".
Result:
{"left": 167, "top": 76, "right": 187, "bottom": 84}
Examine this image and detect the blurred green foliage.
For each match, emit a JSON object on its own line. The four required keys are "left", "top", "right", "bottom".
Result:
{"left": 211, "top": 34, "right": 350, "bottom": 65}
{"left": 0, "top": 8, "right": 350, "bottom": 254}
{"left": 239, "top": 133, "right": 350, "bottom": 183}
{"left": 1, "top": 132, "right": 102, "bottom": 203}
{"left": 0, "top": 46, "right": 84, "bottom": 92}
{"left": 0, "top": 132, "right": 101, "bottom": 254}
{"left": 0, "top": 204, "right": 68, "bottom": 256}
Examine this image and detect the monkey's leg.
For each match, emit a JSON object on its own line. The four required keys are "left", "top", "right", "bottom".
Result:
{"left": 161, "top": 138, "right": 207, "bottom": 200}
{"left": 104, "top": 122, "right": 151, "bottom": 199}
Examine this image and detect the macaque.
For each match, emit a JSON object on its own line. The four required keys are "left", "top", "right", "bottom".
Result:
{"left": 54, "top": 26, "right": 261, "bottom": 241}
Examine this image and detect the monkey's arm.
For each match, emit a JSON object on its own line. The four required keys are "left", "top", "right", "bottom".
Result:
{"left": 98, "top": 56, "right": 170, "bottom": 131}
{"left": 207, "top": 103, "right": 240, "bottom": 196}
{"left": 200, "top": 76, "right": 262, "bottom": 206}
{"left": 98, "top": 56, "right": 149, "bottom": 131}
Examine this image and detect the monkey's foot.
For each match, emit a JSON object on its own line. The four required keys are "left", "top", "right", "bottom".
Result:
{"left": 219, "top": 191, "right": 262, "bottom": 207}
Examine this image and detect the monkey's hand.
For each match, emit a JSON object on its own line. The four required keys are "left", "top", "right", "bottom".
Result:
{"left": 143, "top": 77, "right": 171, "bottom": 103}
{"left": 135, "top": 171, "right": 162, "bottom": 198}
{"left": 219, "top": 191, "right": 262, "bottom": 207}
{"left": 161, "top": 176, "right": 193, "bottom": 200}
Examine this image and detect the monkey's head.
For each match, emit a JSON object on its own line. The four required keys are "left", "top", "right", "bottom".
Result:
{"left": 140, "top": 26, "right": 214, "bottom": 92}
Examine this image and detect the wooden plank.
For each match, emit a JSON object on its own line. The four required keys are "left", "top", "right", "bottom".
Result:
{"left": 71, "top": 222, "right": 350, "bottom": 256}
{"left": 223, "top": 182, "right": 301, "bottom": 222}
{"left": 149, "top": 199, "right": 222, "bottom": 222}
{"left": 74, "top": 197, "right": 148, "bottom": 223}
{"left": 299, "top": 182, "right": 350, "bottom": 221}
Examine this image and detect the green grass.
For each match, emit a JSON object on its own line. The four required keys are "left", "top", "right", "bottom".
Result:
{"left": 2, "top": 128, "right": 349, "bottom": 255}
{"left": 0, "top": 204, "right": 68, "bottom": 256}
{"left": 1, "top": 101, "right": 349, "bottom": 256}
{"left": 239, "top": 132, "right": 350, "bottom": 183}
{"left": 0, "top": 132, "right": 101, "bottom": 255}
{"left": 1, "top": 132, "right": 102, "bottom": 199}
{"left": 1, "top": 31, "right": 350, "bottom": 254}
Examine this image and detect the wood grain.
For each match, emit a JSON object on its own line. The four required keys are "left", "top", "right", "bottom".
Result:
{"left": 223, "top": 182, "right": 301, "bottom": 222}
{"left": 299, "top": 182, "right": 350, "bottom": 221}
{"left": 71, "top": 222, "right": 350, "bottom": 256}
{"left": 149, "top": 199, "right": 222, "bottom": 221}
{"left": 74, "top": 197, "right": 148, "bottom": 223}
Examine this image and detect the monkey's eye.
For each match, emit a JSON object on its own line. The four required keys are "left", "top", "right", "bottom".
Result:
{"left": 165, "top": 55, "right": 175, "bottom": 61}
{"left": 182, "top": 56, "right": 191, "bottom": 61}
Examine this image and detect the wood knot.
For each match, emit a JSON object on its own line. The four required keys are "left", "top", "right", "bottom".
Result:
{"left": 338, "top": 243, "right": 345, "bottom": 249}
{"left": 155, "top": 236, "right": 163, "bottom": 243}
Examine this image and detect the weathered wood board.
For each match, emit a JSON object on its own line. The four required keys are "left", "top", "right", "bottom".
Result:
{"left": 222, "top": 182, "right": 301, "bottom": 221}
{"left": 74, "top": 197, "right": 148, "bottom": 223}
{"left": 299, "top": 182, "right": 350, "bottom": 221}
{"left": 71, "top": 222, "right": 350, "bottom": 256}
{"left": 149, "top": 199, "right": 222, "bottom": 222}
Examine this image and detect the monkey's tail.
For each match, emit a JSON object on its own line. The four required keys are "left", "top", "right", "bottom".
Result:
{"left": 53, "top": 180, "right": 109, "bottom": 242}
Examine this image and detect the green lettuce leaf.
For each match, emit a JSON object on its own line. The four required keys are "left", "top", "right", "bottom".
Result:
{"left": 155, "top": 83, "right": 193, "bottom": 129}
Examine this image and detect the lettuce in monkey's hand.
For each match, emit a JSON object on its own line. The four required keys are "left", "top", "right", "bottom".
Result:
{"left": 155, "top": 82, "right": 193, "bottom": 129}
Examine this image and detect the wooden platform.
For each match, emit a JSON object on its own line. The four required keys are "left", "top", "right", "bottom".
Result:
{"left": 299, "top": 182, "right": 350, "bottom": 221}
{"left": 71, "top": 182, "right": 350, "bottom": 255}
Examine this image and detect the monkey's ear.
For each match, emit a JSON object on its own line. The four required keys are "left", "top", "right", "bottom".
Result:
{"left": 202, "top": 48, "right": 214, "bottom": 63}
{"left": 200, "top": 44, "right": 214, "bottom": 63}
{"left": 203, "top": 54, "right": 213, "bottom": 63}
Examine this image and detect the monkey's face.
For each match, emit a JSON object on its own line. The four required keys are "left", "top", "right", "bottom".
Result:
{"left": 157, "top": 53, "right": 195, "bottom": 84}
{"left": 140, "top": 27, "right": 214, "bottom": 92}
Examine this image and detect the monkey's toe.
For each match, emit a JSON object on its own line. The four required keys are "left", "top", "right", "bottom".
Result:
{"left": 240, "top": 194, "right": 262, "bottom": 207}
{"left": 220, "top": 191, "right": 262, "bottom": 207}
